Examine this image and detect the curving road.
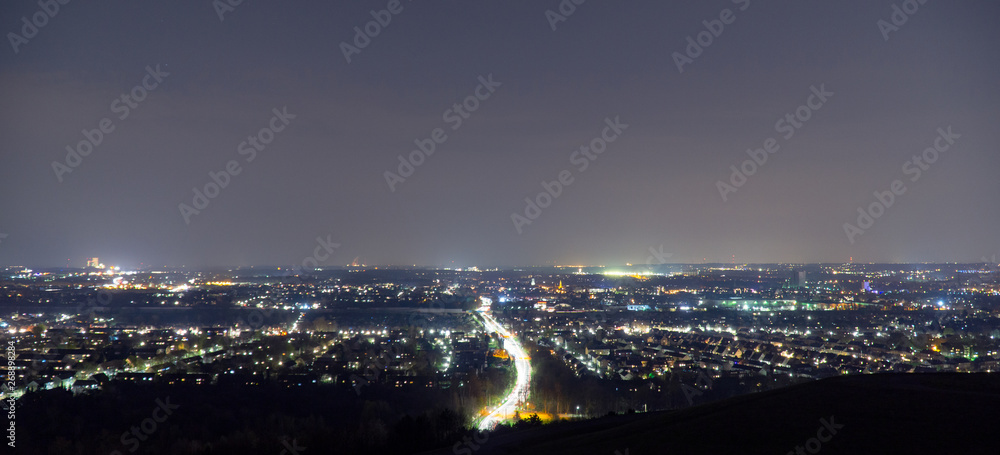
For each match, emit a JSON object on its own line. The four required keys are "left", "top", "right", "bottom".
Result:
{"left": 477, "top": 310, "right": 531, "bottom": 431}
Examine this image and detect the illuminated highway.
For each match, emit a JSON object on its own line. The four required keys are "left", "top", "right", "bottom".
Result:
{"left": 477, "top": 302, "right": 532, "bottom": 431}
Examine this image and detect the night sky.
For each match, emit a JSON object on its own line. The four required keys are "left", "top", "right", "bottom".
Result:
{"left": 1, "top": 0, "right": 998, "bottom": 268}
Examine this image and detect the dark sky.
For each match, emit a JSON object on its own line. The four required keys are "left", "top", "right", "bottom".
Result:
{"left": 1, "top": 0, "right": 998, "bottom": 268}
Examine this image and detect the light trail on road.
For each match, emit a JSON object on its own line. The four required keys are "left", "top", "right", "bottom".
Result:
{"left": 477, "top": 309, "right": 531, "bottom": 431}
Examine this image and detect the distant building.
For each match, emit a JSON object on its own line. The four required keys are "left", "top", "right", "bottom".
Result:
{"left": 794, "top": 271, "right": 807, "bottom": 287}
{"left": 86, "top": 257, "right": 100, "bottom": 268}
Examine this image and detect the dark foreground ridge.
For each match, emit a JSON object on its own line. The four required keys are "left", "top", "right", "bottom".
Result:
{"left": 429, "top": 373, "right": 1000, "bottom": 455}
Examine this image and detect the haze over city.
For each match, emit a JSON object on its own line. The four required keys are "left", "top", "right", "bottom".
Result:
{"left": 2, "top": 1, "right": 999, "bottom": 269}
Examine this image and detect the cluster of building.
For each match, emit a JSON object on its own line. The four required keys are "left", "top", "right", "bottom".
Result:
{"left": 1, "top": 262, "right": 997, "bottom": 405}
{"left": 529, "top": 315, "right": 999, "bottom": 384}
